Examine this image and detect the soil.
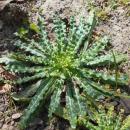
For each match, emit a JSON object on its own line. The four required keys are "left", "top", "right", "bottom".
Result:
{"left": 0, "top": 0, "right": 130, "bottom": 130}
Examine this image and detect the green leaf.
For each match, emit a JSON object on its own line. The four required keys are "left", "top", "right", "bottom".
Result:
{"left": 48, "top": 80, "right": 63, "bottom": 117}
{"left": 12, "top": 80, "right": 42, "bottom": 102}
{"left": 38, "top": 16, "right": 52, "bottom": 52}
{"left": 84, "top": 53, "right": 127, "bottom": 67}
{"left": 6, "top": 64, "right": 43, "bottom": 73}
{"left": 83, "top": 11, "right": 97, "bottom": 52}
{"left": 85, "top": 69, "right": 129, "bottom": 86}
{"left": 30, "top": 23, "right": 40, "bottom": 33}
{"left": 81, "top": 82, "right": 104, "bottom": 100}
{"left": 0, "top": 56, "right": 17, "bottom": 64}
{"left": 66, "top": 82, "right": 77, "bottom": 129}
{"left": 67, "top": 16, "right": 78, "bottom": 51}
{"left": 15, "top": 40, "right": 45, "bottom": 58}
{"left": 85, "top": 80, "right": 114, "bottom": 97}
{"left": 15, "top": 72, "right": 46, "bottom": 84}
{"left": 73, "top": 86, "right": 86, "bottom": 117}
{"left": 19, "top": 78, "right": 56, "bottom": 130}
{"left": 74, "top": 18, "right": 87, "bottom": 52}
{"left": 15, "top": 27, "right": 28, "bottom": 38}
{"left": 83, "top": 36, "right": 109, "bottom": 60}
{"left": 9, "top": 53, "right": 45, "bottom": 65}
{"left": 54, "top": 17, "right": 67, "bottom": 43}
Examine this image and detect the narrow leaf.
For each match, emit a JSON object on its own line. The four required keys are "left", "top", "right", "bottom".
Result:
{"left": 66, "top": 83, "right": 77, "bottom": 129}
{"left": 19, "top": 78, "right": 56, "bottom": 129}
{"left": 48, "top": 80, "right": 63, "bottom": 117}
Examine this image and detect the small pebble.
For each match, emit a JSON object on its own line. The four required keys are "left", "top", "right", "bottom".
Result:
{"left": 12, "top": 113, "right": 22, "bottom": 120}
{"left": 10, "top": 120, "right": 15, "bottom": 125}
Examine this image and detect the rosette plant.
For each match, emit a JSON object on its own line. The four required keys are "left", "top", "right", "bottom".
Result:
{"left": 0, "top": 11, "right": 128, "bottom": 129}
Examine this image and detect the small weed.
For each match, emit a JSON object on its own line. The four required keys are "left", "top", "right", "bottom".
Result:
{"left": 80, "top": 105, "right": 130, "bottom": 130}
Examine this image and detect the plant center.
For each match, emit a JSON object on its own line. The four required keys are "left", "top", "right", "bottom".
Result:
{"left": 54, "top": 53, "right": 74, "bottom": 69}
{"left": 49, "top": 52, "right": 78, "bottom": 77}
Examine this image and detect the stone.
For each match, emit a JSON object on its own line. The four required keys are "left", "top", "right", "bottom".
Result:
{"left": 10, "top": 121, "right": 15, "bottom": 125}
{"left": 12, "top": 113, "right": 22, "bottom": 120}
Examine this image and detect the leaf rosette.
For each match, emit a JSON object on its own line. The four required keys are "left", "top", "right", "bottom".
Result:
{"left": 0, "top": 11, "right": 129, "bottom": 129}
